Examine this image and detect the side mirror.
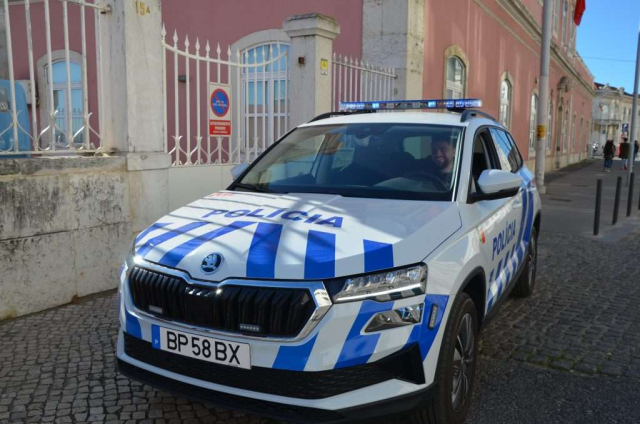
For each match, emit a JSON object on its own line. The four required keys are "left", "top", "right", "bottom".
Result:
{"left": 471, "top": 169, "right": 522, "bottom": 202}
{"left": 230, "top": 163, "right": 249, "bottom": 180}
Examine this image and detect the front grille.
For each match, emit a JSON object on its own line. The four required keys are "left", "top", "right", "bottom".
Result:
{"left": 128, "top": 266, "right": 316, "bottom": 338}
{"left": 124, "top": 333, "right": 424, "bottom": 399}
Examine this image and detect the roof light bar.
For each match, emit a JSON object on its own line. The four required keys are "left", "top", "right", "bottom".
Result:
{"left": 338, "top": 98, "right": 483, "bottom": 112}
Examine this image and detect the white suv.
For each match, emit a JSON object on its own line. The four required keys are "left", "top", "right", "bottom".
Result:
{"left": 116, "top": 100, "right": 541, "bottom": 424}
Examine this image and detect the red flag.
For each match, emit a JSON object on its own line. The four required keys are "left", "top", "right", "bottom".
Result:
{"left": 574, "top": 0, "right": 586, "bottom": 25}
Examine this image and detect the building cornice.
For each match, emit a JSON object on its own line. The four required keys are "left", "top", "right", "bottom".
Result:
{"left": 493, "top": 0, "right": 594, "bottom": 98}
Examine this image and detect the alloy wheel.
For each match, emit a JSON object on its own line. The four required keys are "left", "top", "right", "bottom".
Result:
{"left": 451, "top": 313, "right": 474, "bottom": 412}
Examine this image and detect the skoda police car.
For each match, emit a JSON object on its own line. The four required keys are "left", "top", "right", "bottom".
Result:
{"left": 117, "top": 99, "right": 541, "bottom": 424}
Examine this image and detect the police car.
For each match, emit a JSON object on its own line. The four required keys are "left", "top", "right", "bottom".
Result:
{"left": 116, "top": 99, "right": 541, "bottom": 424}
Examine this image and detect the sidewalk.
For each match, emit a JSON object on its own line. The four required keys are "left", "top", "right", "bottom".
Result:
{"left": 540, "top": 157, "right": 640, "bottom": 241}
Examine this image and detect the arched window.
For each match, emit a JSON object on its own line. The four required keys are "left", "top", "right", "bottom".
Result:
{"left": 37, "top": 51, "right": 86, "bottom": 147}
{"left": 241, "top": 42, "right": 290, "bottom": 150}
{"left": 445, "top": 56, "right": 465, "bottom": 99}
{"left": 552, "top": 0, "right": 559, "bottom": 34}
{"left": 529, "top": 93, "right": 538, "bottom": 150}
{"left": 562, "top": 1, "right": 568, "bottom": 46}
{"left": 561, "top": 108, "right": 569, "bottom": 151}
{"left": 571, "top": 113, "right": 576, "bottom": 151}
{"left": 499, "top": 79, "right": 512, "bottom": 128}
{"left": 547, "top": 100, "right": 553, "bottom": 150}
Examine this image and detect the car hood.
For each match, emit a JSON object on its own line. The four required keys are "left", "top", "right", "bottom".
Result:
{"left": 134, "top": 191, "right": 462, "bottom": 281}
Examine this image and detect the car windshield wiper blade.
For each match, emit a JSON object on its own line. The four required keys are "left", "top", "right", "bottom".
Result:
{"left": 232, "top": 183, "right": 277, "bottom": 193}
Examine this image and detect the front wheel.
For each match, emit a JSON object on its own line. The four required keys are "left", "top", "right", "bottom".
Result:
{"left": 409, "top": 293, "right": 478, "bottom": 424}
{"left": 512, "top": 227, "right": 538, "bottom": 298}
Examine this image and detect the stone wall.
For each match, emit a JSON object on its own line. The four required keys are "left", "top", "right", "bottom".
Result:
{"left": 0, "top": 157, "right": 136, "bottom": 320}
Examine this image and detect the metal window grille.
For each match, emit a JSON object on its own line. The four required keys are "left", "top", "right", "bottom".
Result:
{"left": 0, "top": 0, "right": 107, "bottom": 156}
{"left": 162, "top": 28, "right": 290, "bottom": 167}
{"left": 331, "top": 54, "right": 396, "bottom": 112}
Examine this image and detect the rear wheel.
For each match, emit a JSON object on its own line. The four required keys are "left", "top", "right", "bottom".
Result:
{"left": 512, "top": 227, "right": 538, "bottom": 298}
{"left": 409, "top": 293, "right": 478, "bottom": 424}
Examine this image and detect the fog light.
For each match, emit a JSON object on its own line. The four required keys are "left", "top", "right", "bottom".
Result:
{"left": 365, "top": 303, "right": 424, "bottom": 333}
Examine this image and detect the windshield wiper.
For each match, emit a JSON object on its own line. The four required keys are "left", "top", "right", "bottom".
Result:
{"left": 232, "top": 183, "right": 278, "bottom": 193}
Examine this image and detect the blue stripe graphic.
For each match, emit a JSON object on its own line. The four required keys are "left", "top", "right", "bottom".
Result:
{"left": 402, "top": 324, "right": 422, "bottom": 349}
{"left": 246, "top": 223, "right": 283, "bottom": 278}
{"left": 272, "top": 334, "right": 318, "bottom": 371}
{"left": 516, "top": 187, "right": 529, "bottom": 263}
{"left": 524, "top": 189, "right": 535, "bottom": 244}
{"left": 158, "top": 221, "right": 254, "bottom": 268}
{"left": 363, "top": 240, "right": 394, "bottom": 272}
{"left": 135, "top": 222, "right": 171, "bottom": 244}
{"left": 125, "top": 309, "right": 142, "bottom": 339}
{"left": 335, "top": 301, "right": 394, "bottom": 369}
{"left": 304, "top": 230, "right": 336, "bottom": 279}
{"left": 136, "top": 221, "right": 208, "bottom": 257}
{"left": 151, "top": 325, "right": 161, "bottom": 349}
{"left": 418, "top": 295, "right": 449, "bottom": 360}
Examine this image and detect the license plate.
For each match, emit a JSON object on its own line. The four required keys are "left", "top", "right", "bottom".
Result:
{"left": 151, "top": 325, "right": 251, "bottom": 370}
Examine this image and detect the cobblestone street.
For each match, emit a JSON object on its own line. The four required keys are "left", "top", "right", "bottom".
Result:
{"left": 2, "top": 226, "right": 640, "bottom": 424}
{"left": 2, "top": 163, "right": 640, "bottom": 424}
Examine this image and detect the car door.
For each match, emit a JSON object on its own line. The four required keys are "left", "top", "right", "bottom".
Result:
{"left": 467, "top": 128, "right": 523, "bottom": 314}
{"left": 483, "top": 127, "right": 526, "bottom": 310}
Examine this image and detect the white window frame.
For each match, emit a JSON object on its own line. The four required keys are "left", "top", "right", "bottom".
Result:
{"left": 552, "top": 0, "right": 559, "bottom": 35}
{"left": 548, "top": 99, "right": 553, "bottom": 151}
{"left": 562, "top": 1, "right": 568, "bottom": 47}
{"left": 37, "top": 50, "right": 85, "bottom": 146}
{"left": 529, "top": 93, "right": 538, "bottom": 151}
{"left": 499, "top": 73, "right": 513, "bottom": 129}
{"left": 445, "top": 56, "right": 466, "bottom": 99}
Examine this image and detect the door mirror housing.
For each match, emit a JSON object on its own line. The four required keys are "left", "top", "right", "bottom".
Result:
{"left": 471, "top": 169, "right": 523, "bottom": 202}
{"left": 230, "top": 163, "right": 249, "bottom": 180}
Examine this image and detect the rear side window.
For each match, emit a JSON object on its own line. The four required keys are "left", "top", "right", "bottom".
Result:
{"left": 489, "top": 128, "right": 522, "bottom": 172}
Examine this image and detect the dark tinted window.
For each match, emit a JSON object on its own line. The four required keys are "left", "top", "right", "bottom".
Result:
{"left": 236, "top": 123, "right": 464, "bottom": 201}
{"left": 489, "top": 128, "right": 521, "bottom": 172}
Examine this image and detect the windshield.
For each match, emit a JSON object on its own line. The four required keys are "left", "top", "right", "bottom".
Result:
{"left": 234, "top": 123, "right": 464, "bottom": 201}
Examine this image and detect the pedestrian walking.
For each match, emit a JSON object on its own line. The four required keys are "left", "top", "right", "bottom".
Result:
{"left": 620, "top": 138, "right": 630, "bottom": 170}
{"left": 603, "top": 139, "right": 615, "bottom": 172}
{"left": 635, "top": 140, "right": 639, "bottom": 160}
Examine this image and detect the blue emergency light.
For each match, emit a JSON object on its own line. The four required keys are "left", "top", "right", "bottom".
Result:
{"left": 338, "top": 98, "right": 483, "bottom": 112}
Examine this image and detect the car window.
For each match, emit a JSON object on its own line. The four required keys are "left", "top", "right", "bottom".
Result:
{"left": 489, "top": 128, "right": 521, "bottom": 173}
{"left": 236, "top": 123, "right": 465, "bottom": 201}
{"left": 506, "top": 132, "right": 524, "bottom": 169}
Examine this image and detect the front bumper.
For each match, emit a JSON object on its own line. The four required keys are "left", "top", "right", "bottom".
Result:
{"left": 116, "top": 263, "right": 450, "bottom": 420}
{"left": 117, "top": 354, "right": 436, "bottom": 424}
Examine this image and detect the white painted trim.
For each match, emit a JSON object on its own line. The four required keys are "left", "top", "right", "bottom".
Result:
{"left": 230, "top": 29, "right": 290, "bottom": 56}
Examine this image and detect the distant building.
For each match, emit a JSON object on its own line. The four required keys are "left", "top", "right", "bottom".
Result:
{"left": 591, "top": 83, "right": 640, "bottom": 150}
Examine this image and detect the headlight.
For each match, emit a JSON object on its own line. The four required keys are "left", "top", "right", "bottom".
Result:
{"left": 123, "top": 244, "right": 139, "bottom": 275}
{"left": 329, "top": 264, "right": 427, "bottom": 303}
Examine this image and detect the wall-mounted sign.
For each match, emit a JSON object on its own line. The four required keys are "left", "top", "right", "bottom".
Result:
{"left": 320, "top": 59, "right": 328, "bottom": 75}
{"left": 209, "top": 83, "right": 232, "bottom": 137}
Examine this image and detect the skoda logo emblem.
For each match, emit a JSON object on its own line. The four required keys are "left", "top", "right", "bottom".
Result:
{"left": 201, "top": 253, "right": 224, "bottom": 274}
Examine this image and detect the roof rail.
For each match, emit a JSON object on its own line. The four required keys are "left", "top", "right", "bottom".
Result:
{"left": 308, "top": 109, "right": 376, "bottom": 123}
{"left": 460, "top": 109, "right": 498, "bottom": 123}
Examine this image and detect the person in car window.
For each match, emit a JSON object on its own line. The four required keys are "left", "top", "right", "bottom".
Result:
{"left": 428, "top": 138, "right": 456, "bottom": 186}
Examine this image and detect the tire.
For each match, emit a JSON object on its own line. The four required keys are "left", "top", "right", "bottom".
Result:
{"left": 512, "top": 226, "right": 538, "bottom": 298}
{"left": 409, "top": 293, "right": 478, "bottom": 424}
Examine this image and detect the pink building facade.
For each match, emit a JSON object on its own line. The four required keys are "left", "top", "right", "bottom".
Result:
{"left": 5, "top": 0, "right": 594, "bottom": 169}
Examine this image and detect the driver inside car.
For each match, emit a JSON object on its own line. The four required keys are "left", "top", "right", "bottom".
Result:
{"left": 424, "top": 137, "right": 457, "bottom": 186}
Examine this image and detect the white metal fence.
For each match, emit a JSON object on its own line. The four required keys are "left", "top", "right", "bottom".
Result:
{"left": 332, "top": 53, "right": 396, "bottom": 111}
{"left": 0, "top": 0, "right": 107, "bottom": 156}
{"left": 163, "top": 27, "right": 290, "bottom": 167}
